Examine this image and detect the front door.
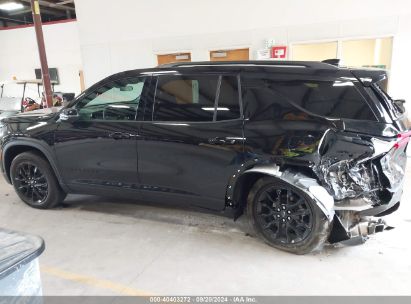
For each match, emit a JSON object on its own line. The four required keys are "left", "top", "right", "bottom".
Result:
{"left": 137, "top": 73, "right": 245, "bottom": 210}
{"left": 54, "top": 75, "right": 148, "bottom": 195}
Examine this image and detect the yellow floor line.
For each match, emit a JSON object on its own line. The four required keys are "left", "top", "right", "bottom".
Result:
{"left": 41, "top": 265, "right": 153, "bottom": 296}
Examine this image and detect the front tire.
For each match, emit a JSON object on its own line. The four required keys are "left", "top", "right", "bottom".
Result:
{"left": 10, "top": 152, "right": 66, "bottom": 209}
{"left": 247, "top": 177, "right": 331, "bottom": 254}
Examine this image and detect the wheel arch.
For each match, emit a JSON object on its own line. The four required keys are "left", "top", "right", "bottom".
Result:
{"left": 2, "top": 140, "right": 68, "bottom": 192}
{"left": 231, "top": 163, "right": 335, "bottom": 221}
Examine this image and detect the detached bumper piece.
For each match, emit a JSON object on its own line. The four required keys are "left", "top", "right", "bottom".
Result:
{"left": 329, "top": 214, "right": 393, "bottom": 245}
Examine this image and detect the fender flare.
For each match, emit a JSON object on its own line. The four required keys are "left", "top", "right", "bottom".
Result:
{"left": 2, "top": 138, "right": 69, "bottom": 192}
{"left": 242, "top": 164, "right": 335, "bottom": 222}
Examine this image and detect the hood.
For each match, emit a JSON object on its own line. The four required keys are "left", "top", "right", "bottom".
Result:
{"left": 1, "top": 107, "right": 62, "bottom": 124}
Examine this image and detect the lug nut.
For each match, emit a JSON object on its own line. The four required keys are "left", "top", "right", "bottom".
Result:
{"left": 287, "top": 210, "right": 291, "bottom": 214}
{"left": 277, "top": 215, "right": 280, "bottom": 218}
{"left": 287, "top": 216, "right": 291, "bottom": 221}
{"left": 282, "top": 205, "right": 286, "bottom": 210}
{"left": 282, "top": 219, "right": 286, "bottom": 222}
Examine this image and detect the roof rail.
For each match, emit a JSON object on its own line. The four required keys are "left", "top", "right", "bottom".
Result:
{"left": 159, "top": 60, "right": 338, "bottom": 70}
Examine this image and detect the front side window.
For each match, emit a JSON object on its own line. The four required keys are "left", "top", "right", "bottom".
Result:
{"left": 76, "top": 77, "right": 146, "bottom": 121}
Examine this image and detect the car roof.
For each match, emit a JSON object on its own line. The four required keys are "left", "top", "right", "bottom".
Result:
{"left": 157, "top": 60, "right": 339, "bottom": 70}
{"left": 91, "top": 60, "right": 386, "bottom": 94}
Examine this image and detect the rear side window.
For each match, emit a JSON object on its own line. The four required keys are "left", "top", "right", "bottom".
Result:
{"left": 242, "top": 78, "right": 377, "bottom": 121}
{"left": 153, "top": 75, "right": 218, "bottom": 122}
{"left": 216, "top": 76, "right": 241, "bottom": 121}
{"left": 152, "top": 75, "right": 241, "bottom": 122}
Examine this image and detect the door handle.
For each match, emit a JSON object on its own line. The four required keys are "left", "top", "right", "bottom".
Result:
{"left": 208, "top": 137, "right": 238, "bottom": 145}
{"left": 109, "top": 132, "right": 131, "bottom": 140}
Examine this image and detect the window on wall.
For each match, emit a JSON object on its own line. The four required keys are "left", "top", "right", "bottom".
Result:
{"left": 291, "top": 42, "right": 338, "bottom": 61}
{"left": 341, "top": 37, "right": 393, "bottom": 70}
{"left": 291, "top": 37, "right": 393, "bottom": 70}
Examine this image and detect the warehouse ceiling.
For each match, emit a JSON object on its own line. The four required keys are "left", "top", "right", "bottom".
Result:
{"left": 0, "top": 0, "right": 76, "bottom": 27}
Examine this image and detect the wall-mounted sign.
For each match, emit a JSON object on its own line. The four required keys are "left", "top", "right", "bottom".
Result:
{"left": 271, "top": 46, "right": 287, "bottom": 59}
{"left": 211, "top": 52, "right": 228, "bottom": 58}
{"left": 175, "top": 54, "right": 190, "bottom": 60}
{"left": 256, "top": 49, "right": 271, "bottom": 60}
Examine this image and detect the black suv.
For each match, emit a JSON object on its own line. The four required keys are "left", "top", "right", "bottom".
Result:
{"left": 1, "top": 61, "right": 409, "bottom": 254}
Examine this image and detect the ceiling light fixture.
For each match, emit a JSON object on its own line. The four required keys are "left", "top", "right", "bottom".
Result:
{"left": 0, "top": 2, "right": 24, "bottom": 11}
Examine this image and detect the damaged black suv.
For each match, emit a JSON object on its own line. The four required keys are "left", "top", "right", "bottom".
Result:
{"left": 1, "top": 60, "right": 409, "bottom": 254}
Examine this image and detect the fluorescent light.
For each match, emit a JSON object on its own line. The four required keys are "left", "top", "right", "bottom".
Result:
{"left": 109, "top": 104, "right": 130, "bottom": 109}
{"left": 154, "top": 122, "right": 189, "bottom": 126}
{"left": 202, "top": 107, "right": 230, "bottom": 111}
{"left": 0, "top": 2, "right": 24, "bottom": 11}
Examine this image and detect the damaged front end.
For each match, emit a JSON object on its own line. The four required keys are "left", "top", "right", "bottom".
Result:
{"left": 317, "top": 132, "right": 408, "bottom": 244}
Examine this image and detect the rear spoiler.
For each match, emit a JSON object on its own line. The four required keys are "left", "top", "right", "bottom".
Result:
{"left": 350, "top": 69, "right": 387, "bottom": 87}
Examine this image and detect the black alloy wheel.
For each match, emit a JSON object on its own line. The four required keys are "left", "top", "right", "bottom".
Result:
{"left": 10, "top": 152, "right": 66, "bottom": 209}
{"left": 255, "top": 186, "right": 313, "bottom": 244}
{"left": 13, "top": 162, "right": 48, "bottom": 205}
{"left": 247, "top": 177, "right": 331, "bottom": 254}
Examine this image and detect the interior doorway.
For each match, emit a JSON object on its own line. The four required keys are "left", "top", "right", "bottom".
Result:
{"left": 157, "top": 53, "right": 191, "bottom": 65}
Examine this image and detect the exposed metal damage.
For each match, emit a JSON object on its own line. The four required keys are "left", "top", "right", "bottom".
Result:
{"left": 244, "top": 128, "right": 408, "bottom": 246}
{"left": 317, "top": 130, "right": 408, "bottom": 244}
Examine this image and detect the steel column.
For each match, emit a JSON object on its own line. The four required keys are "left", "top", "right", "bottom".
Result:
{"left": 30, "top": 0, "right": 53, "bottom": 108}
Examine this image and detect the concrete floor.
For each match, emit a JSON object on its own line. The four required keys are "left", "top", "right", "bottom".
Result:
{"left": 1, "top": 165, "right": 411, "bottom": 296}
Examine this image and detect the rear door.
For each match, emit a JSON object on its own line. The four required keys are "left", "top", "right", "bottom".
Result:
{"left": 137, "top": 72, "right": 245, "bottom": 210}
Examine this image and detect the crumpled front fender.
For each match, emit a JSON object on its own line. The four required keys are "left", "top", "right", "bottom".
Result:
{"left": 243, "top": 164, "right": 335, "bottom": 221}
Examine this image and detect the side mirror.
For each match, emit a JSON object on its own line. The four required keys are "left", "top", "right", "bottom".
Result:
{"left": 59, "top": 108, "right": 79, "bottom": 122}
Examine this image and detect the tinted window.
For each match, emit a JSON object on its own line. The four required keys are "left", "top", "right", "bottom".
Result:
{"left": 242, "top": 78, "right": 308, "bottom": 121}
{"left": 153, "top": 75, "right": 218, "bottom": 122}
{"left": 245, "top": 80, "right": 376, "bottom": 121}
{"left": 216, "top": 76, "right": 241, "bottom": 121}
{"left": 270, "top": 80, "right": 377, "bottom": 121}
{"left": 76, "top": 77, "right": 146, "bottom": 121}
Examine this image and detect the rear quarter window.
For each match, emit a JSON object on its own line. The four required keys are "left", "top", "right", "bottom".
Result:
{"left": 271, "top": 80, "right": 377, "bottom": 121}
{"left": 242, "top": 77, "right": 377, "bottom": 122}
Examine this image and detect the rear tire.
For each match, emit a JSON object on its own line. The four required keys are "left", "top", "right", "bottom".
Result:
{"left": 10, "top": 152, "right": 66, "bottom": 209}
{"left": 247, "top": 177, "right": 331, "bottom": 254}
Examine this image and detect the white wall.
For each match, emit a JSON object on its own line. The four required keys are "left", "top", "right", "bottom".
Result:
{"left": 0, "top": 21, "right": 82, "bottom": 97}
{"left": 74, "top": 0, "right": 411, "bottom": 106}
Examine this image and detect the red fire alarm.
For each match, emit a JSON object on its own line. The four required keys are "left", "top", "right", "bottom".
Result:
{"left": 271, "top": 46, "right": 287, "bottom": 59}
